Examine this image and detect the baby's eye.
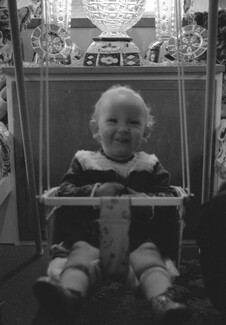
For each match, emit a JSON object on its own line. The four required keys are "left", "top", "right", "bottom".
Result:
{"left": 107, "top": 118, "right": 117, "bottom": 123}
{"left": 130, "top": 120, "right": 140, "bottom": 126}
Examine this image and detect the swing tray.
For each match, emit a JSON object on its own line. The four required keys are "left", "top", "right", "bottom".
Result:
{"left": 39, "top": 186, "right": 189, "bottom": 207}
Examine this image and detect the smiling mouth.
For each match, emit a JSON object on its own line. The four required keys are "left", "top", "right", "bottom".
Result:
{"left": 115, "top": 138, "right": 130, "bottom": 143}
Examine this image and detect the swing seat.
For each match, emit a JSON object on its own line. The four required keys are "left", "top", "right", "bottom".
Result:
{"left": 41, "top": 186, "right": 189, "bottom": 272}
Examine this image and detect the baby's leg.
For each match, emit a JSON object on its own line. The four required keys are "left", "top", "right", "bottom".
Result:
{"left": 130, "top": 242, "right": 171, "bottom": 299}
{"left": 130, "top": 242, "right": 190, "bottom": 324}
{"left": 44, "top": 241, "right": 70, "bottom": 281}
{"left": 60, "top": 241, "right": 100, "bottom": 297}
{"left": 47, "top": 257, "right": 67, "bottom": 282}
{"left": 33, "top": 241, "right": 100, "bottom": 323}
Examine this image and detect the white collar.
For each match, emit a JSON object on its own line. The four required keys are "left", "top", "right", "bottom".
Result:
{"left": 75, "top": 150, "right": 158, "bottom": 178}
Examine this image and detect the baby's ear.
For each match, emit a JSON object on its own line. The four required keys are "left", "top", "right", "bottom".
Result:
{"left": 143, "top": 127, "right": 150, "bottom": 143}
{"left": 89, "top": 119, "right": 100, "bottom": 141}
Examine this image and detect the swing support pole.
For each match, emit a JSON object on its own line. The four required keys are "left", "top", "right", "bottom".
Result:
{"left": 8, "top": 0, "right": 43, "bottom": 255}
{"left": 202, "top": 0, "right": 219, "bottom": 204}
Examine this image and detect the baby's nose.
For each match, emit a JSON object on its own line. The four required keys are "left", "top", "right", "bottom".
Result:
{"left": 118, "top": 125, "right": 129, "bottom": 133}
{"left": 118, "top": 123, "right": 129, "bottom": 131}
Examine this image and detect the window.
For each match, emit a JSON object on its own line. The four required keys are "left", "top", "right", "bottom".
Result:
{"left": 144, "top": 0, "right": 155, "bottom": 16}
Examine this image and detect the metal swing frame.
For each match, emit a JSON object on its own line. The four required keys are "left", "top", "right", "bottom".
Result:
{"left": 41, "top": 185, "right": 188, "bottom": 268}
{"left": 7, "top": 0, "right": 219, "bottom": 261}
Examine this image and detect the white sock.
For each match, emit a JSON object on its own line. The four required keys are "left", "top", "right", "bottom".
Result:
{"left": 60, "top": 268, "right": 89, "bottom": 297}
{"left": 140, "top": 266, "right": 171, "bottom": 300}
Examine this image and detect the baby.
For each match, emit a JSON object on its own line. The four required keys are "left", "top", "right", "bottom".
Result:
{"left": 34, "top": 85, "right": 190, "bottom": 325}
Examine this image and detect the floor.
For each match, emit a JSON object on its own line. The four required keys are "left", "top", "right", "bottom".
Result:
{"left": 0, "top": 243, "right": 222, "bottom": 325}
{"left": 0, "top": 244, "right": 48, "bottom": 325}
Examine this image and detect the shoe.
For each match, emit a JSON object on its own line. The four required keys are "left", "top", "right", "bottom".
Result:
{"left": 150, "top": 291, "right": 191, "bottom": 325}
{"left": 33, "top": 276, "right": 82, "bottom": 324}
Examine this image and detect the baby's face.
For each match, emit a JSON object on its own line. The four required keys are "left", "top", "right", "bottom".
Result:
{"left": 95, "top": 92, "right": 147, "bottom": 161}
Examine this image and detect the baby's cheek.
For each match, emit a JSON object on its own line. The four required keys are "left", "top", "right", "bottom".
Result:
{"left": 134, "top": 134, "right": 144, "bottom": 147}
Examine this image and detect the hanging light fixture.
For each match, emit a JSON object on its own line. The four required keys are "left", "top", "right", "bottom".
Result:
{"left": 82, "top": 0, "right": 147, "bottom": 67}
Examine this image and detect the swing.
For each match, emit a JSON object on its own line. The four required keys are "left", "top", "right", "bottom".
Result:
{"left": 9, "top": 0, "right": 192, "bottom": 271}
{"left": 7, "top": 0, "right": 219, "bottom": 285}
{"left": 37, "top": 0, "right": 191, "bottom": 272}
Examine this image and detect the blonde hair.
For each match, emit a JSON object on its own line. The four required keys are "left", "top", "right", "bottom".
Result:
{"left": 92, "top": 85, "right": 155, "bottom": 132}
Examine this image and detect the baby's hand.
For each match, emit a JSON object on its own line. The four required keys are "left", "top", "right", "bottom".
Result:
{"left": 94, "top": 182, "right": 125, "bottom": 197}
{"left": 123, "top": 187, "right": 148, "bottom": 197}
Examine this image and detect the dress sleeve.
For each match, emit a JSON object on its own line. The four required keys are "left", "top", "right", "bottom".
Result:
{"left": 57, "top": 157, "right": 96, "bottom": 197}
{"left": 147, "top": 161, "right": 178, "bottom": 197}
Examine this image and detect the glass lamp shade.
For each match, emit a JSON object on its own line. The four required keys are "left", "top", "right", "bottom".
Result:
{"left": 82, "top": 0, "right": 147, "bottom": 39}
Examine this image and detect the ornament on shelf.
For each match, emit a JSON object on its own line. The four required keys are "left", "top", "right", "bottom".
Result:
{"left": 31, "top": 0, "right": 73, "bottom": 65}
{"left": 167, "top": 24, "right": 208, "bottom": 61}
{"left": 145, "top": 0, "right": 184, "bottom": 63}
{"left": 82, "top": 0, "right": 147, "bottom": 67}
{"left": 31, "top": 23, "right": 73, "bottom": 65}
{"left": 43, "top": 0, "right": 72, "bottom": 32}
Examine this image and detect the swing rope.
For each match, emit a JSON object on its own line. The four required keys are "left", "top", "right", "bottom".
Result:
{"left": 38, "top": 19, "right": 44, "bottom": 197}
{"left": 39, "top": 0, "right": 51, "bottom": 198}
{"left": 175, "top": 0, "right": 191, "bottom": 195}
{"left": 8, "top": 0, "right": 43, "bottom": 255}
{"left": 201, "top": 0, "right": 219, "bottom": 203}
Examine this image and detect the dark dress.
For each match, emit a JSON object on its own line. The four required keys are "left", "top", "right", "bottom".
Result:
{"left": 52, "top": 150, "right": 180, "bottom": 260}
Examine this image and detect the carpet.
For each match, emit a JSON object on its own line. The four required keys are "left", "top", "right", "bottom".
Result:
{"left": 32, "top": 256, "right": 222, "bottom": 325}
